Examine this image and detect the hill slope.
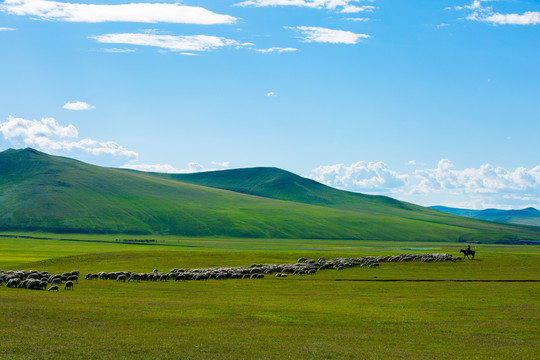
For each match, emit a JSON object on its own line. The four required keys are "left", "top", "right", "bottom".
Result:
{"left": 149, "top": 167, "right": 427, "bottom": 215}
{"left": 430, "top": 206, "right": 540, "bottom": 226}
{"left": 1, "top": 148, "right": 539, "bottom": 242}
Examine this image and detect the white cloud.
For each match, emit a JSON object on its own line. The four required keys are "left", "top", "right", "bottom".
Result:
{"left": 122, "top": 160, "right": 230, "bottom": 174}
{"left": 286, "top": 26, "right": 370, "bottom": 44}
{"left": 411, "top": 159, "right": 540, "bottom": 196}
{"left": 0, "top": 115, "right": 137, "bottom": 160}
{"left": 307, "top": 159, "right": 540, "bottom": 209}
{"left": 339, "top": 5, "right": 374, "bottom": 13}
{"left": 99, "top": 48, "right": 136, "bottom": 53}
{"left": 235, "top": 0, "right": 375, "bottom": 13}
{"left": 408, "top": 160, "right": 416, "bottom": 166}
{"left": 465, "top": 0, "right": 486, "bottom": 10}
{"left": 63, "top": 101, "right": 95, "bottom": 111}
{"left": 1, "top": 115, "right": 77, "bottom": 139}
{"left": 477, "top": 11, "right": 540, "bottom": 25}
{"left": 344, "top": 17, "right": 370, "bottom": 22}
{"left": 453, "top": 1, "right": 540, "bottom": 25}
{"left": 91, "top": 33, "right": 247, "bottom": 52}
{"left": 211, "top": 161, "right": 230, "bottom": 168}
{"left": 0, "top": 26, "right": 15, "bottom": 30}
{"left": 266, "top": 92, "right": 275, "bottom": 97}
{"left": 0, "top": 0, "right": 236, "bottom": 25}
{"left": 409, "top": 160, "right": 540, "bottom": 209}
{"left": 255, "top": 47, "right": 298, "bottom": 53}
{"left": 309, "top": 161, "right": 408, "bottom": 190}
{"left": 120, "top": 163, "right": 182, "bottom": 173}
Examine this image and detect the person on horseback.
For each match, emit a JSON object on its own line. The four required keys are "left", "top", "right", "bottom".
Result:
{"left": 460, "top": 245, "right": 475, "bottom": 259}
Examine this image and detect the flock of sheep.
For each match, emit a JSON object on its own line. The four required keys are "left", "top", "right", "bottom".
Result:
{"left": 0, "top": 253, "right": 460, "bottom": 291}
{"left": 0, "top": 269, "right": 79, "bottom": 291}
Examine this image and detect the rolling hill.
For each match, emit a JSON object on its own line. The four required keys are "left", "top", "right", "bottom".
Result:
{"left": 148, "top": 167, "right": 428, "bottom": 214}
{"left": 430, "top": 206, "right": 540, "bottom": 226}
{"left": 1, "top": 148, "right": 539, "bottom": 243}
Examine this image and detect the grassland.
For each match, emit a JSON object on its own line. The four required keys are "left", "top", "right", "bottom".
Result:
{"left": 1, "top": 235, "right": 539, "bottom": 359}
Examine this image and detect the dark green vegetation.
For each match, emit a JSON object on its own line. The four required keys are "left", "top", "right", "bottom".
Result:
{"left": 1, "top": 236, "right": 539, "bottom": 359}
{"left": 1, "top": 148, "right": 539, "bottom": 242}
{"left": 431, "top": 205, "right": 540, "bottom": 227}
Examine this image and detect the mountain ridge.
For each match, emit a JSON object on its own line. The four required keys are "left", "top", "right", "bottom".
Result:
{"left": 430, "top": 205, "right": 540, "bottom": 227}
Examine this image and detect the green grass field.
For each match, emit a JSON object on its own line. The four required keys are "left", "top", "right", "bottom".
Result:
{"left": 1, "top": 235, "right": 539, "bottom": 359}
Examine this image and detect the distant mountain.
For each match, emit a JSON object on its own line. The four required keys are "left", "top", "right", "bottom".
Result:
{"left": 1, "top": 148, "right": 539, "bottom": 243}
{"left": 430, "top": 206, "right": 540, "bottom": 226}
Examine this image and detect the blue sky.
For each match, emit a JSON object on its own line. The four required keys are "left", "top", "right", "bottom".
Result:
{"left": 0, "top": 0, "right": 539, "bottom": 209}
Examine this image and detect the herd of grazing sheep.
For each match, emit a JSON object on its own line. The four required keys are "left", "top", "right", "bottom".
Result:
{"left": 0, "top": 269, "right": 78, "bottom": 291}
{"left": 0, "top": 253, "right": 460, "bottom": 291}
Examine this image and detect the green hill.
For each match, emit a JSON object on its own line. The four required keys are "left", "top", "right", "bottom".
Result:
{"left": 430, "top": 206, "right": 540, "bottom": 226}
{"left": 1, "top": 148, "right": 539, "bottom": 242}
{"left": 150, "top": 167, "right": 427, "bottom": 214}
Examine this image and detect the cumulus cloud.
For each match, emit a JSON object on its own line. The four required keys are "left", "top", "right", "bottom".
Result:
{"left": 409, "top": 160, "right": 540, "bottom": 209}
{"left": 452, "top": 1, "right": 540, "bottom": 25}
{"left": 307, "top": 159, "right": 540, "bottom": 209}
{"left": 0, "top": 0, "right": 236, "bottom": 25}
{"left": 0, "top": 115, "right": 137, "bottom": 160}
{"left": 266, "top": 92, "right": 275, "bottom": 97}
{"left": 309, "top": 161, "right": 408, "bottom": 190}
{"left": 122, "top": 160, "right": 230, "bottom": 174}
{"left": 286, "top": 26, "right": 370, "bottom": 44}
{"left": 235, "top": 0, "right": 375, "bottom": 13}
{"left": 63, "top": 101, "right": 95, "bottom": 111}
{"left": 91, "top": 33, "right": 248, "bottom": 52}
{"left": 255, "top": 47, "right": 298, "bottom": 53}
{"left": 411, "top": 159, "right": 540, "bottom": 196}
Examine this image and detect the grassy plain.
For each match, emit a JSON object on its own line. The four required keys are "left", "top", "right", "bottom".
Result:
{"left": 1, "top": 235, "right": 539, "bottom": 359}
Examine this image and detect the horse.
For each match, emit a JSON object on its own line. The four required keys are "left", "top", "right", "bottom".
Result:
{"left": 460, "top": 249, "right": 475, "bottom": 259}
